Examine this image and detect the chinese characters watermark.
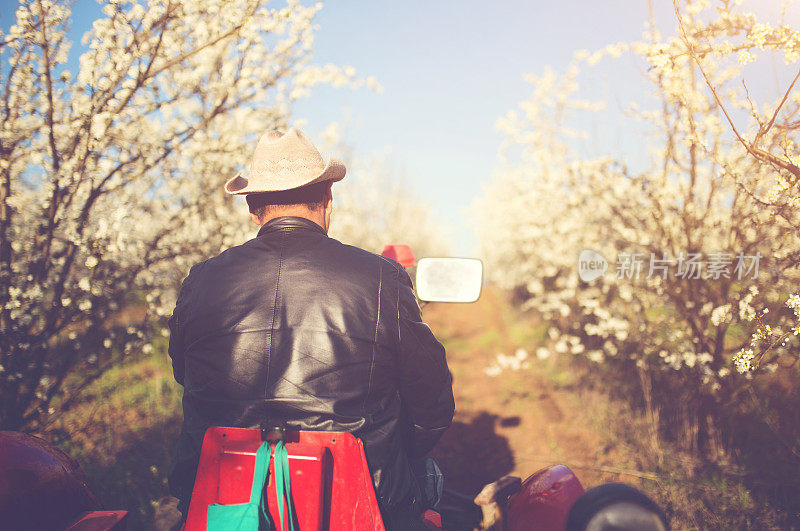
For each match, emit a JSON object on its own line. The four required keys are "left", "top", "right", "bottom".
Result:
{"left": 578, "top": 251, "right": 761, "bottom": 281}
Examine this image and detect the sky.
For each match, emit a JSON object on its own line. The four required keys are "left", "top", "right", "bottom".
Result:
{"left": 2, "top": 0, "right": 798, "bottom": 254}
{"left": 292, "top": 0, "right": 677, "bottom": 254}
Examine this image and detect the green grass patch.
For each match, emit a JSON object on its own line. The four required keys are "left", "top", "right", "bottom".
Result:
{"left": 44, "top": 345, "right": 182, "bottom": 530}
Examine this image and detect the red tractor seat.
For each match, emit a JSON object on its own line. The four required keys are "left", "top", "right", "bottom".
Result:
{"left": 184, "top": 427, "right": 441, "bottom": 530}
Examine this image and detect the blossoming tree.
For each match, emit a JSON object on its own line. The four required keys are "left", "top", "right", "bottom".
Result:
{"left": 671, "top": 0, "right": 800, "bottom": 372}
{"left": 476, "top": 0, "right": 800, "bottom": 453}
{"left": 0, "top": 0, "right": 379, "bottom": 430}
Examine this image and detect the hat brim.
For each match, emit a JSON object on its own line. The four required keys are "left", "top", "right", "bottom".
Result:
{"left": 224, "top": 156, "right": 346, "bottom": 195}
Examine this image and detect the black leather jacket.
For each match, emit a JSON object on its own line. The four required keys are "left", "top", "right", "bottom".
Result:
{"left": 167, "top": 216, "right": 454, "bottom": 513}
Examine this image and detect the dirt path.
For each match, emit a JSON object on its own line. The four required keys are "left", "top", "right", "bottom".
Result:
{"left": 424, "top": 288, "right": 636, "bottom": 498}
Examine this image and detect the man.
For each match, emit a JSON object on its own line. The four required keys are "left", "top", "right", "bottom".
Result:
{"left": 167, "top": 128, "right": 454, "bottom": 529}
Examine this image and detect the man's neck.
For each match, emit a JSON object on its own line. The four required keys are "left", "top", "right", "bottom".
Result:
{"left": 259, "top": 208, "right": 326, "bottom": 231}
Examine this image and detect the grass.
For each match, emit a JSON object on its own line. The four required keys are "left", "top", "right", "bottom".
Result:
{"left": 535, "top": 358, "right": 789, "bottom": 530}
{"left": 41, "top": 346, "right": 182, "bottom": 529}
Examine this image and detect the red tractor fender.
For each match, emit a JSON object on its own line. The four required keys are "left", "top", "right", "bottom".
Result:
{"left": 506, "top": 464, "right": 585, "bottom": 530}
{"left": 0, "top": 431, "right": 127, "bottom": 530}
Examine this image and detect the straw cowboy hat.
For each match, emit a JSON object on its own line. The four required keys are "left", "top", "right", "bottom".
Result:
{"left": 224, "top": 127, "right": 346, "bottom": 194}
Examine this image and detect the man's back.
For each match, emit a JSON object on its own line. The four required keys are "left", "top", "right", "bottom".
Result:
{"left": 167, "top": 216, "right": 454, "bottom": 519}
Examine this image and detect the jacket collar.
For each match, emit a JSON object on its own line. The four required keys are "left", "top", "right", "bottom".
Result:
{"left": 257, "top": 216, "right": 327, "bottom": 237}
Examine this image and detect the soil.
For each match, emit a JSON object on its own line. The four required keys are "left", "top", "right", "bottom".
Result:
{"left": 423, "top": 288, "right": 638, "bottom": 499}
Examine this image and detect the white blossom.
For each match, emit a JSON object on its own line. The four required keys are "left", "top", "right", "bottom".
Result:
{"left": 475, "top": 0, "right": 800, "bottom": 392}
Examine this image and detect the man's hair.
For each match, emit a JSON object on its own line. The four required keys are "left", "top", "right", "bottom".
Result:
{"left": 246, "top": 181, "right": 330, "bottom": 220}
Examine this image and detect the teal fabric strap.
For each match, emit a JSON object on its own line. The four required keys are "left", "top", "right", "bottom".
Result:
{"left": 250, "top": 442, "right": 271, "bottom": 503}
{"left": 206, "top": 441, "right": 271, "bottom": 530}
{"left": 273, "top": 441, "right": 296, "bottom": 531}
{"left": 259, "top": 444, "right": 272, "bottom": 524}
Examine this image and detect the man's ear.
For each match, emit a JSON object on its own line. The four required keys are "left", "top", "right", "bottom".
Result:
{"left": 250, "top": 212, "right": 262, "bottom": 225}
{"left": 323, "top": 182, "right": 334, "bottom": 231}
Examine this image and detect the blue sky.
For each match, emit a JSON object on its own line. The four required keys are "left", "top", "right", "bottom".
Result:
{"left": 2, "top": 0, "right": 797, "bottom": 254}
{"left": 294, "top": 0, "right": 676, "bottom": 254}
{"left": 295, "top": 1, "right": 799, "bottom": 254}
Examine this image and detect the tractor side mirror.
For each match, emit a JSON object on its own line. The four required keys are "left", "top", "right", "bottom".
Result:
{"left": 415, "top": 257, "right": 483, "bottom": 303}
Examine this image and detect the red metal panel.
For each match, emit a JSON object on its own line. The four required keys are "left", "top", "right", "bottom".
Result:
{"left": 505, "top": 465, "right": 585, "bottom": 531}
{"left": 381, "top": 244, "right": 417, "bottom": 267}
{"left": 185, "top": 428, "right": 387, "bottom": 531}
{"left": 65, "top": 511, "right": 128, "bottom": 530}
{"left": 422, "top": 509, "right": 442, "bottom": 530}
